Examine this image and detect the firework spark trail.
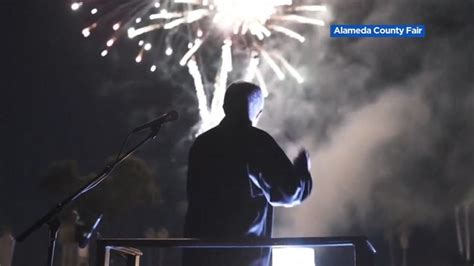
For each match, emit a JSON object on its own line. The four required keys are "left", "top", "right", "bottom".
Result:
{"left": 163, "top": 9, "right": 210, "bottom": 29}
{"left": 293, "top": 5, "right": 327, "bottom": 12}
{"left": 127, "top": 24, "right": 162, "bottom": 38}
{"left": 70, "top": 0, "right": 327, "bottom": 133}
{"left": 149, "top": 11, "right": 183, "bottom": 20}
{"left": 244, "top": 52, "right": 260, "bottom": 82}
{"left": 209, "top": 39, "right": 233, "bottom": 128}
{"left": 179, "top": 38, "right": 203, "bottom": 66}
{"left": 187, "top": 57, "right": 211, "bottom": 133}
{"left": 259, "top": 48, "right": 286, "bottom": 81}
{"left": 274, "top": 53, "right": 304, "bottom": 84}
{"left": 268, "top": 25, "right": 305, "bottom": 43}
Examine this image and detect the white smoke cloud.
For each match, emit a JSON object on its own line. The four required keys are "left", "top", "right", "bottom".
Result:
{"left": 273, "top": 88, "right": 433, "bottom": 236}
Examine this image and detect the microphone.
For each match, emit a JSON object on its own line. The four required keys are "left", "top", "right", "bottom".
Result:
{"left": 132, "top": 110, "right": 179, "bottom": 133}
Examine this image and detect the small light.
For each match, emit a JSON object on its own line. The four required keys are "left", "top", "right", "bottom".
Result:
{"left": 135, "top": 17, "right": 142, "bottom": 24}
{"left": 150, "top": 65, "right": 157, "bottom": 72}
{"left": 82, "top": 28, "right": 90, "bottom": 37}
{"left": 101, "top": 50, "right": 108, "bottom": 57}
{"left": 144, "top": 43, "right": 152, "bottom": 51}
{"left": 106, "top": 39, "right": 114, "bottom": 47}
{"left": 70, "top": 2, "right": 82, "bottom": 11}
{"left": 272, "top": 248, "right": 315, "bottom": 266}
{"left": 91, "top": 8, "right": 98, "bottom": 15}
{"left": 138, "top": 40, "right": 144, "bottom": 46}
{"left": 135, "top": 55, "right": 142, "bottom": 63}
{"left": 165, "top": 47, "right": 173, "bottom": 56}
{"left": 187, "top": 42, "right": 193, "bottom": 49}
{"left": 112, "top": 23, "right": 120, "bottom": 31}
{"left": 154, "top": 2, "right": 160, "bottom": 8}
{"left": 197, "top": 29, "right": 203, "bottom": 37}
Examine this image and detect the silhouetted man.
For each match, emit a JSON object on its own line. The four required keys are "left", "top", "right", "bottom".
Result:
{"left": 183, "top": 81, "right": 313, "bottom": 266}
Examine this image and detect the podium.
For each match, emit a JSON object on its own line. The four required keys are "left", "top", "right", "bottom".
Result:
{"left": 95, "top": 237, "right": 376, "bottom": 266}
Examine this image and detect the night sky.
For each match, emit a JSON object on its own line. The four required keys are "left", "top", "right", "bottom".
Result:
{"left": 2, "top": 0, "right": 474, "bottom": 265}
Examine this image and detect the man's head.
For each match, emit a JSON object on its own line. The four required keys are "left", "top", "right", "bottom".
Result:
{"left": 223, "top": 82, "right": 264, "bottom": 125}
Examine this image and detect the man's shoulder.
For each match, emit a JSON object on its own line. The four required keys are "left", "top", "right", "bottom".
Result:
{"left": 193, "top": 124, "right": 275, "bottom": 145}
{"left": 249, "top": 126, "right": 274, "bottom": 140}
{"left": 243, "top": 127, "right": 279, "bottom": 148}
{"left": 194, "top": 126, "right": 219, "bottom": 141}
{"left": 190, "top": 126, "right": 220, "bottom": 149}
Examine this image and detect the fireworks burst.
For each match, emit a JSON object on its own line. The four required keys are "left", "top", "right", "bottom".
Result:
{"left": 70, "top": 0, "right": 327, "bottom": 133}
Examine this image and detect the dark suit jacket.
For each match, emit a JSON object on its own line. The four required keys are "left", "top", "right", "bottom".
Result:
{"left": 183, "top": 117, "right": 312, "bottom": 266}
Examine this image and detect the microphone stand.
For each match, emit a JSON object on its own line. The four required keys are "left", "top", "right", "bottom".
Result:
{"left": 16, "top": 126, "right": 162, "bottom": 266}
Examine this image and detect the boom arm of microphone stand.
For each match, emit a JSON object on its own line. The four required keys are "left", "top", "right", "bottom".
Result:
{"left": 16, "top": 127, "right": 161, "bottom": 242}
